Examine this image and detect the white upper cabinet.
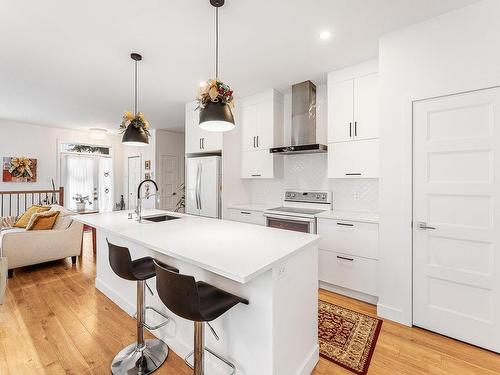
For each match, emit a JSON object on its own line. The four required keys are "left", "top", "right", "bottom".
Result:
{"left": 239, "top": 90, "right": 284, "bottom": 179}
{"left": 327, "top": 60, "right": 379, "bottom": 178}
{"left": 328, "top": 61, "right": 379, "bottom": 143}
{"left": 329, "top": 79, "right": 354, "bottom": 142}
{"left": 185, "top": 101, "right": 223, "bottom": 154}
{"left": 353, "top": 73, "right": 379, "bottom": 140}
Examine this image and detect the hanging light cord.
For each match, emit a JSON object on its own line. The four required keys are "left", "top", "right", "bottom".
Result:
{"left": 215, "top": 6, "right": 219, "bottom": 80}
{"left": 134, "top": 59, "right": 138, "bottom": 115}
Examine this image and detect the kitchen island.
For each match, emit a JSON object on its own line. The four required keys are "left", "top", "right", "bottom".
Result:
{"left": 73, "top": 209, "right": 320, "bottom": 375}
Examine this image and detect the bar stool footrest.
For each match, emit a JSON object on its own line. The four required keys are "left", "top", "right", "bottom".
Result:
{"left": 142, "top": 306, "right": 172, "bottom": 331}
{"left": 185, "top": 347, "right": 236, "bottom": 375}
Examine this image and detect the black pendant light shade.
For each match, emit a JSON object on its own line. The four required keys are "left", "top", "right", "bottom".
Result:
{"left": 198, "top": 0, "right": 235, "bottom": 132}
{"left": 199, "top": 101, "right": 235, "bottom": 132}
{"left": 122, "top": 124, "right": 149, "bottom": 146}
{"left": 122, "top": 53, "right": 149, "bottom": 146}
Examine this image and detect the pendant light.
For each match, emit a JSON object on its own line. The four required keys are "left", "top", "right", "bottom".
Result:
{"left": 121, "top": 53, "right": 150, "bottom": 146}
{"left": 198, "top": 0, "right": 235, "bottom": 132}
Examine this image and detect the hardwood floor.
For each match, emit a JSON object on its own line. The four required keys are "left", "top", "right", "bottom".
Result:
{"left": 1, "top": 232, "right": 499, "bottom": 374}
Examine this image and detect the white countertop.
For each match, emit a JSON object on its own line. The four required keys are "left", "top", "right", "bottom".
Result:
{"left": 73, "top": 209, "right": 320, "bottom": 284}
{"left": 315, "top": 210, "right": 379, "bottom": 223}
{"left": 227, "top": 203, "right": 278, "bottom": 212}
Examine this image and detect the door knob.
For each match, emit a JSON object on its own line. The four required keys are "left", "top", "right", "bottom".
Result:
{"left": 418, "top": 222, "right": 436, "bottom": 230}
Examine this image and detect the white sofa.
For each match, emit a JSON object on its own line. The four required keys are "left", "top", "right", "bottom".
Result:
{"left": 0, "top": 205, "right": 84, "bottom": 278}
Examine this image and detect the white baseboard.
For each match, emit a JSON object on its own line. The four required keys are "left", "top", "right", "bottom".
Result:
{"left": 319, "top": 281, "right": 378, "bottom": 305}
{"left": 377, "top": 303, "right": 411, "bottom": 326}
{"left": 298, "top": 345, "right": 319, "bottom": 375}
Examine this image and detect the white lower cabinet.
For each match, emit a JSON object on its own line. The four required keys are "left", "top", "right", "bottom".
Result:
{"left": 317, "top": 217, "right": 379, "bottom": 300}
{"left": 227, "top": 208, "right": 266, "bottom": 226}
{"left": 319, "top": 250, "right": 378, "bottom": 297}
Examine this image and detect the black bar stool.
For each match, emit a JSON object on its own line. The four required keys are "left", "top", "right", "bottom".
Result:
{"left": 107, "top": 239, "right": 179, "bottom": 375}
{"left": 154, "top": 260, "right": 249, "bottom": 375}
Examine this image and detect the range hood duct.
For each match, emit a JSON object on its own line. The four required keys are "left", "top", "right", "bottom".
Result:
{"left": 270, "top": 80, "right": 327, "bottom": 155}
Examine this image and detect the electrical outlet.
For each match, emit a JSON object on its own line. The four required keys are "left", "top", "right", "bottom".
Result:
{"left": 276, "top": 264, "right": 287, "bottom": 280}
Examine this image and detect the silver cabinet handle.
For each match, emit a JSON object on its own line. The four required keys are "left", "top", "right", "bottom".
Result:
{"left": 345, "top": 173, "right": 362, "bottom": 176}
{"left": 251, "top": 174, "right": 261, "bottom": 177}
{"left": 418, "top": 222, "right": 436, "bottom": 230}
{"left": 240, "top": 211, "right": 251, "bottom": 215}
{"left": 257, "top": 136, "right": 259, "bottom": 147}
{"left": 253, "top": 136, "right": 256, "bottom": 148}
{"left": 349, "top": 122, "right": 352, "bottom": 137}
{"left": 354, "top": 121, "right": 357, "bottom": 137}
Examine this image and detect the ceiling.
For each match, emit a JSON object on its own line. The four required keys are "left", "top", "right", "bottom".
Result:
{"left": 0, "top": 0, "right": 480, "bottom": 132}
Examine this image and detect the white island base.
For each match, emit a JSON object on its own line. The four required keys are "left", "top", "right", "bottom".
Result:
{"left": 82, "top": 211, "right": 319, "bottom": 375}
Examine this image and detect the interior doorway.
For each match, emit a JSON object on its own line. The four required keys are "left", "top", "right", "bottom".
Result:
{"left": 159, "top": 154, "right": 179, "bottom": 211}
{"left": 412, "top": 87, "right": 500, "bottom": 353}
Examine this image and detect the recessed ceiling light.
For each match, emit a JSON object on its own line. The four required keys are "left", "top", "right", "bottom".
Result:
{"left": 319, "top": 31, "right": 331, "bottom": 40}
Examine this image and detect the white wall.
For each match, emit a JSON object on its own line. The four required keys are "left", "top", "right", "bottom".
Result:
{"left": 0, "top": 119, "right": 124, "bottom": 204}
{"left": 155, "top": 129, "right": 185, "bottom": 209}
{"left": 378, "top": 0, "right": 500, "bottom": 324}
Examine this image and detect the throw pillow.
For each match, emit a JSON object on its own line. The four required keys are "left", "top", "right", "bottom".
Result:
{"left": 49, "top": 205, "right": 75, "bottom": 230}
{"left": 26, "top": 210, "right": 60, "bottom": 231}
{"left": 14, "top": 205, "right": 50, "bottom": 228}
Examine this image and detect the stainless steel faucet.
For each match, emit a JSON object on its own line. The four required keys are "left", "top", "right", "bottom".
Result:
{"left": 135, "top": 179, "right": 159, "bottom": 222}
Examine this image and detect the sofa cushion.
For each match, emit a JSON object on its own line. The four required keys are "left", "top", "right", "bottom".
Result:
{"left": 49, "top": 205, "right": 75, "bottom": 230}
{"left": 14, "top": 205, "right": 50, "bottom": 228}
{"left": 26, "top": 210, "right": 60, "bottom": 231}
{"left": 1, "top": 216, "right": 18, "bottom": 228}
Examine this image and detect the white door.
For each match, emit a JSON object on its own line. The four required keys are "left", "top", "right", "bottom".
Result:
{"left": 241, "top": 104, "right": 257, "bottom": 151}
{"left": 159, "top": 155, "right": 178, "bottom": 211}
{"left": 328, "top": 79, "right": 353, "bottom": 143}
{"left": 185, "top": 109, "right": 201, "bottom": 153}
{"left": 353, "top": 73, "right": 379, "bottom": 140}
{"left": 413, "top": 87, "right": 500, "bottom": 353}
{"left": 255, "top": 101, "right": 273, "bottom": 150}
{"left": 198, "top": 156, "right": 220, "bottom": 218}
{"left": 185, "top": 158, "right": 200, "bottom": 215}
{"left": 127, "top": 156, "right": 141, "bottom": 210}
{"left": 328, "top": 139, "right": 379, "bottom": 178}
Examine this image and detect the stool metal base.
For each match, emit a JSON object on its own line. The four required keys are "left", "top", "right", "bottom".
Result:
{"left": 111, "top": 339, "right": 168, "bottom": 375}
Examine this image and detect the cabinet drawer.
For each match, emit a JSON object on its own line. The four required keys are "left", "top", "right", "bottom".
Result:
{"left": 227, "top": 208, "right": 265, "bottom": 226}
{"left": 319, "top": 249, "right": 378, "bottom": 296}
{"left": 317, "top": 218, "right": 378, "bottom": 259}
{"left": 327, "top": 139, "right": 379, "bottom": 178}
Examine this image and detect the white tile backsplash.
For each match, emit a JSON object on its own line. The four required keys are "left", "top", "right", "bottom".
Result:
{"left": 249, "top": 153, "right": 379, "bottom": 213}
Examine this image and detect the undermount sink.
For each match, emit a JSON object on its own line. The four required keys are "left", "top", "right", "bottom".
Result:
{"left": 142, "top": 214, "right": 180, "bottom": 222}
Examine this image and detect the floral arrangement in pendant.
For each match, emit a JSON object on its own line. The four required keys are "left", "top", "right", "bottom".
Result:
{"left": 119, "top": 111, "right": 151, "bottom": 136}
{"left": 197, "top": 79, "right": 234, "bottom": 109}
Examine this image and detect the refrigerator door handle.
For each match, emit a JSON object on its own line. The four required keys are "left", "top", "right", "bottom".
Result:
{"left": 195, "top": 162, "right": 200, "bottom": 210}
{"left": 198, "top": 163, "right": 202, "bottom": 211}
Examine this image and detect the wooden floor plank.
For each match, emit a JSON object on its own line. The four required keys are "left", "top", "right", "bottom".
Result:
{"left": 0, "top": 232, "right": 499, "bottom": 374}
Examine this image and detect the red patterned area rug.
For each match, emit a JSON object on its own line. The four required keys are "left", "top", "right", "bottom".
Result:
{"left": 318, "top": 300, "right": 382, "bottom": 375}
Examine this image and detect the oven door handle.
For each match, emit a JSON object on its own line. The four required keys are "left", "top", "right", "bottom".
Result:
{"left": 263, "top": 213, "right": 315, "bottom": 223}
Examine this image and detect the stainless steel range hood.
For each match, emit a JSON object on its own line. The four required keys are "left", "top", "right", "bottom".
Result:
{"left": 270, "top": 80, "right": 327, "bottom": 155}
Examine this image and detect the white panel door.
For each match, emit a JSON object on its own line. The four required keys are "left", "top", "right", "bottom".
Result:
{"left": 353, "top": 73, "right": 379, "bottom": 140}
{"left": 413, "top": 87, "right": 500, "bottom": 353}
{"left": 328, "top": 79, "right": 353, "bottom": 143}
{"left": 159, "top": 154, "right": 178, "bottom": 211}
{"left": 127, "top": 156, "right": 141, "bottom": 210}
{"left": 241, "top": 104, "right": 257, "bottom": 151}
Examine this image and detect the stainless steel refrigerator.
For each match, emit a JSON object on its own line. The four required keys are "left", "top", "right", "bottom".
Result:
{"left": 185, "top": 155, "right": 221, "bottom": 218}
